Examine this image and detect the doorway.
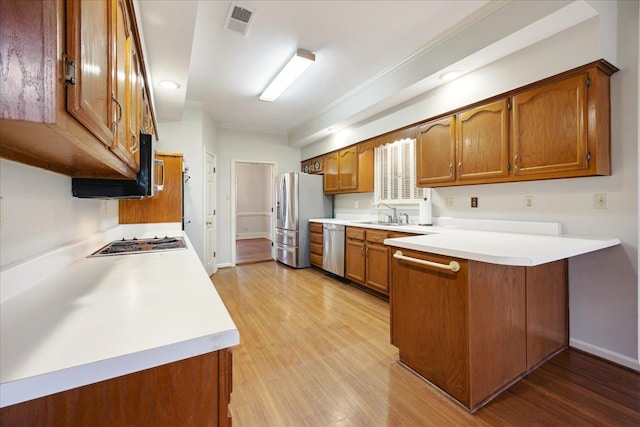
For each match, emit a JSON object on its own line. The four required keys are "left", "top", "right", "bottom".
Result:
{"left": 232, "top": 161, "right": 276, "bottom": 265}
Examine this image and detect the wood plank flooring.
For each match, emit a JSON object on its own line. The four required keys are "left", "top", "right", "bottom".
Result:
{"left": 236, "top": 238, "right": 272, "bottom": 265}
{"left": 211, "top": 261, "right": 640, "bottom": 427}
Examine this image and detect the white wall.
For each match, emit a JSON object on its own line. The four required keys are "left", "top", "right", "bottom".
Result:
{"left": 155, "top": 102, "right": 217, "bottom": 264}
{"left": 0, "top": 159, "right": 118, "bottom": 269}
{"left": 302, "top": 2, "right": 640, "bottom": 368}
{"left": 216, "top": 128, "right": 300, "bottom": 266}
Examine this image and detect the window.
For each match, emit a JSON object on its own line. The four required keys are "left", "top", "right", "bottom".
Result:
{"left": 374, "top": 138, "right": 424, "bottom": 204}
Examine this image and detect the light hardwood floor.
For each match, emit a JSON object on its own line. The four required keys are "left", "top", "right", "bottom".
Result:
{"left": 212, "top": 262, "right": 640, "bottom": 427}
{"left": 236, "top": 238, "right": 272, "bottom": 265}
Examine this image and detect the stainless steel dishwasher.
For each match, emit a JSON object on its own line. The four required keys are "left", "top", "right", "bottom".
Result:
{"left": 322, "top": 223, "right": 345, "bottom": 277}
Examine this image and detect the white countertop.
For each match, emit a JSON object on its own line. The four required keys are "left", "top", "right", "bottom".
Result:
{"left": 384, "top": 230, "right": 620, "bottom": 266}
{"left": 310, "top": 217, "right": 620, "bottom": 266}
{"left": 0, "top": 226, "right": 239, "bottom": 408}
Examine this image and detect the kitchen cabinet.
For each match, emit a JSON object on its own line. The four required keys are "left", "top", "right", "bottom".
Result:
{"left": 416, "top": 99, "right": 509, "bottom": 186}
{"left": 345, "top": 227, "right": 367, "bottom": 284}
{"left": 323, "top": 146, "right": 373, "bottom": 194}
{"left": 119, "top": 153, "right": 183, "bottom": 224}
{"left": 456, "top": 99, "right": 509, "bottom": 183}
{"left": 345, "top": 227, "right": 416, "bottom": 296}
{"left": 0, "top": 348, "right": 233, "bottom": 427}
{"left": 416, "top": 60, "right": 616, "bottom": 188}
{"left": 390, "top": 248, "right": 567, "bottom": 412}
{"left": 309, "top": 222, "right": 324, "bottom": 267}
{"left": 511, "top": 66, "right": 613, "bottom": 179}
{"left": 416, "top": 116, "right": 456, "bottom": 185}
{"left": 0, "top": 0, "right": 155, "bottom": 179}
{"left": 301, "top": 156, "right": 324, "bottom": 174}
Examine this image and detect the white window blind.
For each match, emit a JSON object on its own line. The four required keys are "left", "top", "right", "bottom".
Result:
{"left": 374, "top": 138, "right": 424, "bottom": 204}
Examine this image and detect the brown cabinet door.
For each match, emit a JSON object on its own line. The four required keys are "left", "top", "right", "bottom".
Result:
{"left": 323, "top": 152, "right": 340, "bottom": 192}
{"left": 357, "top": 146, "right": 374, "bottom": 193}
{"left": 345, "top": 227, "right": 366, "bottom": 284}
{"left": 66, "top": 0, "right": 114, "bottom": 148}
{"left": 110, "top": 0, "right": 138, "bottom": 172}
{"left": 366, "top": 243, "right": 389, "bottom": 294}
{"left": 512, "top": 73, "right": 589, "bottom": 176}
{"left": 119, "top": 153, "right": 183, "bottom": 223}
{"left": 338, "top": 147, "right": 359, "bottom": 191}
{"left": 457, "top": 99, "right": 509, "bottom": 182}
{"left": 416, "top": 116, "right": 456, "bottom": 186}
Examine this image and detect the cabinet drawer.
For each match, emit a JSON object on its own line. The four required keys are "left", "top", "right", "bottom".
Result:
{"left": 310, "top": 242, "right": 323, "bottom": 255}
{"left": 310, "top": 233, "right": 323, "bottom": 244}
{"left": 366, "top": 230, "right": 389, "bottom": 244}
{"left": 309, "top": 222, "right": 323, "bottom": 233}
{"left": 310, "top": 253, "right": 323, "bottom": 267}
{"left": 346, "top": 227, "right": 365, "bottom": 240}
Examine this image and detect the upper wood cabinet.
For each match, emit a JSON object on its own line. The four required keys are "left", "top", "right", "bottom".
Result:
{"left": 0, "top": 0, "right": 155, "bottom": 179}
{"left": 323, "top": 146, "right": 373, "bottom": 194}
{"left": 120, "top": 153, "right": 183, "bottom": 224}
{"left": 416, "top": 116, "right": 456, "bottom": 186}
{"left": 301, "top": 155, "right": 324, "bottom": 174}
{"left": 417, "top": 60, "right": 616, "bottom": 187}
{"left": 457, "top": 99, "right": 509, "bottom": 183}
{"left": 512, "top": 73, "right": 588, "bottom": 177}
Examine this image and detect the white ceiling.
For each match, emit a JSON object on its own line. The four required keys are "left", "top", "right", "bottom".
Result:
{"left": 135, "top": 0, "right": 599, "bottom": 147}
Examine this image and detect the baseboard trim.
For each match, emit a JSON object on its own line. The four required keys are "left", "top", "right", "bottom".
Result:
{"left": 236, "top": 233, "right": 271, "bottom": 240}
{"left": 570, "top": 338, "right": 640, "bottom": 372}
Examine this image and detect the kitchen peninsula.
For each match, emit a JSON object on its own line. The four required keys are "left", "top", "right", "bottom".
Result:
{"left": 0, "top": 224, "right": 239, "bottom": 426}
{"left": 384, "top": 225, "right": 619, "bottom": 412}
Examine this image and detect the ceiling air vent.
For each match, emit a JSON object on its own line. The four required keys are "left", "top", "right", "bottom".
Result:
{"left": 225, "top": 3, "right": 255, "bottom": 36}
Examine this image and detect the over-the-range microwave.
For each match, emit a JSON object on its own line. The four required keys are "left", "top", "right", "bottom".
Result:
{"left": 71, "top": 133, "right": 164, "bottom": 199}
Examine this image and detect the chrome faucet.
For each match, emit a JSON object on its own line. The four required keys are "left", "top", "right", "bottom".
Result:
{"left": 378, "top": 203, "right": 397, "bottom": 223}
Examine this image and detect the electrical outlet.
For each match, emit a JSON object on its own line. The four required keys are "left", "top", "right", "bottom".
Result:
{"left": 102, "top": 200, "right": 109, "bottom": 216}
{"left": 524, "top": 196, "right": 534, "bottom": 208}
{"left": 354, "top": 200, "right": 359, "bottom": 208}
{"left": 471, "top": 197, "right": 478, "bottom": 208}
{"left": 594, "top": 193, "right": 607, "bottom": 209}
{"left": 444, "top": 197, "right": 454, "bottom": 208}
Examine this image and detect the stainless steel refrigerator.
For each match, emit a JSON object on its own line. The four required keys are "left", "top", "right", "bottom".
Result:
{"left": 276, "top": 172, "right": 333, "bottom": 268}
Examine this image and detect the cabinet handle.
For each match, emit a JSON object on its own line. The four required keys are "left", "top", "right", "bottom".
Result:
{"left": 155, "top": 159, "right": 165, "bottom": 191}
{"left": 112, "top": 94, "right": 123, "bottom": 130}
{"left": 129, "top": 130, "right": 139, "bottom": 154}
{"left": 449, "top": 163, "right": 453, "bottom": 177}
{"left": 513, "top": 154, "right": 520, "bottom": 170}
{"left": 458, "top": 162, "right": 462, "bottom": 176}
{"left": 393, "top": 250, "right": 460, "bottom": 272}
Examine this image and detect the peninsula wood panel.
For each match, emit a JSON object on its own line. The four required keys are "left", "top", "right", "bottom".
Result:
{"left": 526, "top": 259, "right": 568, "bottom": 369}
{"left": 119, "top": 153, "right": 183, "bottom": 224}
{"left": 390, "top": 249, "right": 528, "bottom": 412}
{"left": 0, "top": 349, "right": 232, "bottom": 427}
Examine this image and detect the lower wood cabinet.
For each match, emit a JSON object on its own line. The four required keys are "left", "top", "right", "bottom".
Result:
{"left": 345, "top": 227, "right": 417, "bottom": 296}
{"left": 390, "top": 248, "right": 567, "bottom": 412}
{"left": 309, "top": 222, "right": 324, "bottom": 267}
{"left": 0, "top": 348, "right": 234, "bottom": 427}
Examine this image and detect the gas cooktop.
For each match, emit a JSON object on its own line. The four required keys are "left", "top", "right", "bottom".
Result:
{"left": 89, "top": 236, "right": 187, "bottom": 257}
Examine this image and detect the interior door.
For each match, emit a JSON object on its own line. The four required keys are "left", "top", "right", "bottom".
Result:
{"left": 205, "top": 150, "right": 217, "bottom": 276}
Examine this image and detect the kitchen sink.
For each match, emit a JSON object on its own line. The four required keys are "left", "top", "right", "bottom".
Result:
{"left": 357, "top": 221, "right": 410, "bottom": 227}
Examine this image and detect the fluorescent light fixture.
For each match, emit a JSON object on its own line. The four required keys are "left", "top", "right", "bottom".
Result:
{"left": 159, "top": 80, "right": 181, "bottom": 89}
{"left": 260, "top": 49, "right": 315, "bottom": 102}
{"left": 439, "top": 70, "right": 463, "bottom": 82}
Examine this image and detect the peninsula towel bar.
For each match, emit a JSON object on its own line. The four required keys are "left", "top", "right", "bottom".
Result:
{"left": 393, "top": 250, "right": 461, "bottom": 272}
